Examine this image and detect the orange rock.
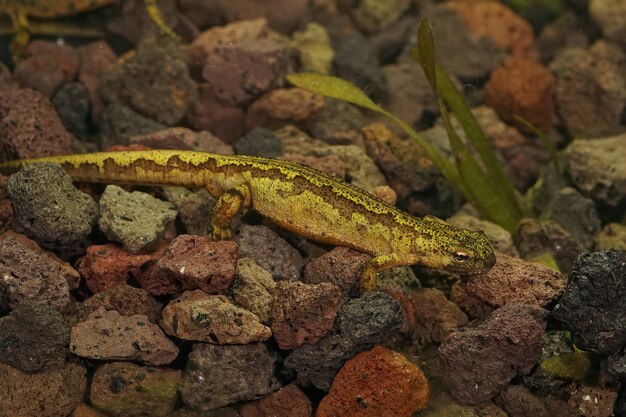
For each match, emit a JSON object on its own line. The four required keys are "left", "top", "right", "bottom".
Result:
{"left": 316, "top": 345, "right": 429, "bottom": 417}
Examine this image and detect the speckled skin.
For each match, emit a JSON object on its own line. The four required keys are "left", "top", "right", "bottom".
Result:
{"left": 0, "top": 150, "right": 496, "bottom": 275}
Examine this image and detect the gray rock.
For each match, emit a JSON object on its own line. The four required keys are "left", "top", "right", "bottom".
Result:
{"left": 231, "top": 258, "right": 276, "bottom": 324}
{"left": 52, "top": 82, "right": 90, "bottom": 138}
{"left": 595, "top": 223, "right": 626, "bottom": 251}
{"left": 336, "top": 291, "right": 402, "bottom": 345}
{"left": 98, "top": 185, "right": 177, "bottom": 253}
{"left": 590, "top": 0, "right": 626, "bottom": 46}
{"left": 99, "top": 104, "right": 166, "bottom": 148}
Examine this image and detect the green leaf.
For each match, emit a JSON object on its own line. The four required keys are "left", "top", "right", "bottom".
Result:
{"left": 417, "top": 18, "right": 437, "bottom": 91}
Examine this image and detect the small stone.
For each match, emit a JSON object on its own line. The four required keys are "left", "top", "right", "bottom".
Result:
{"left": 567, "top": 386, "right": 618, "bottom": 417}
{"left": 449, "top": 213, "right": 518, "bottom": 257}
{"left": 565, "top": 133, "right": 626, "bottom": 207}
{"left": 310, "top": 100, "right": 368, "bottom": 147}
{"left": 52, "top": 82, "right": 91, "bottom": 138}
{"left": 595, "top": 223, "right": 626, "bottom": 251}
{"left": 77, "top": 41, "right": 116, "bottom": 122}
{"left": 291, "top": 22, "right": 334, "bottom": 74}
{"left": 71, "top": 403, "right": 108, "bottom": 417}
{"left": 316, "top": 346, "right": 429, "bottom": 417}
{"left": 450, "top": 281, "right": 494, "bottom": 320}
{"left": 0, "top": 88, "right": 74, "bottom": 160}
{"left": 409, "top": 288, "right": 469, "bottom": 345}
{"left": 235, "top": 224, "right": 305, "bottom": 280}
{"left": 303, "top": 246, "right": 373, "bottom": 296}
{"left": 0, "top": 231, "right": 78, "bottom": 312}
{"left": 160, "top": 290, "right": 271, "bottom": 343}
{"left": 75, "top": 243, "right": 163, "bottom": 293}
{"left": 271, "top": 280, "right": 342, "bottom": 350}
{"left": 234, "top": 127, "right": 283, "bottom": 158}
{"left": 0, "top": 301, "right": 70, "bottom": 372}
{"left": 438, "top": 304, "right": 547, "bottom": 405}
{"left": 552, "top": 250, "right": 626, "bottom": 355}
{"left": 350, "top": 0, "right": 411, "bottom": 33}
{"left": 99, "top": 104, "right": 166, "bottom": 148}
{"left": 231, "top": 258, "right": 276, "bottom": 324}
{"left": 90, "top": 362, "right": 181, "bottom": 417}
{"left": 70, "top": 308, "right": 179, "bottom": 365}
{"left": 161, "top": 187, "right": 214, "bottom": 236}
{"left": 246, "top": 88, "right": 324, "bottom": 131}
{"left": 462, "top": 253, "right": 565, "bottom": 308}
{"left": 589, "top": 0, "right": 626, "bottom": 46}
{"left": 0, "top": 362, "right": 87, "bottom": 417}
{"left": 98, "top": 185, "right": 178, "bottom": 253}
{"left": 130, "top": 127, "right": 234, "bottom": 154}
{"left": 148, "top": 235, "right": 238, "bottom": 293}
{"left": 317, "top": 144, "right": 387, "bottom": 192}
{"left": 180, "top": 343, "right": 279, "bottom": 411}
{"left": 496, "top": 385, "right": 550, "bottom": 417}
{"left": 238, "top": 383, "right": 312, "bottom": 417}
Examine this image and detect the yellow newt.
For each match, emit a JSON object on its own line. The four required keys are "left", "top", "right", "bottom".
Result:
{"left": 0, "top": 150, "right": 496, "bottom": 288}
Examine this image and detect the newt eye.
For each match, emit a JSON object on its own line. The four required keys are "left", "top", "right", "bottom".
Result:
{"left": 452, "top": 250, "right": 470, "bottom": 263}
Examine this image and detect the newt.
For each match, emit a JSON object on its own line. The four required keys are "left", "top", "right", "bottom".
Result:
{"left": 0, "top": 150, "right": 496, "bottom": 288}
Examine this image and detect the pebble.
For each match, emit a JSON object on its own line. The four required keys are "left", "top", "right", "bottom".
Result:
{"left": 52, "top": 82, "right": 91, "bottom": 138}
{"left": 495, "top": 385, "right": 550, "bottom": 417}
{"left": 161, "top": 187, "right": 214, "bottom": 236}
{"left": 589, "top": 0, "right": 626, "bottom": 46}
{"left": 180, "top": 342, "right": 279, "bottom": 410}
{"left": 290, "top": 22, "right": 334, "bottom": 74}
{"left": 408, "top": 288, "right": 469, "bottom": 345}
{"left": 349, "top": 0, "right": 411, "bottom": 33}
{"left": 231, "top": 258, "right": 276, "bottom": 324}
{"left": 70, "top": 308, "right": 179, "bottom": 365}
{"left": 0, "top": 230, "right": 78, "bottom": 312}
{"left": 316, "top": 345, "right": 429, "bottom": 417}
{"left": 234, "top": 127, "right": 283, "bottom": 158}
{"left": 77, "top": 41, "right": 116, "bottom": 122}
{"left": 90, "top": 362, "right": 181, "bottom": 417}
{"left": 438, "top": 303, "right": 547, "bottom": 405}
{"left": 567, "top": 386, "right": 618, "bottom": 417}
{"left": 595, "top": 223, "right": 626, "bottom": 251}
{"left": 302, "top": 246, "right": 374, "bottom": 296}
{"left": 310, "top": 100, "right": 368, "bottom": 147}
{"left": 270, "top": 280, "right": 342, "bottom": 350}
{"left": 99, "top": 104, "right": 167, "bottom": 148}
{"left": 238, "top": 383, "right": 312, "bottom": 417}
{"left": 98, "top": 185, "right": 178, "bottom": 253}
{"left": 462, "top": 253, "right": 565, "bottom": 308}
{"left": 552, "top": 250, "right": 626, "bottom": 355}
{"left": 160, "top": 290, "right": 271, "bottom": 343}
{"left": 71, "top": 403, "right": 108, "bottom": 417}
{"left": 448, "top": 213, "right": 518, "bottom": 257}
{"left": 130, "top": 126, "right": 234, "bottom": 154}
{"left": 246, "top": 88, "right": 325, "bottom": 131}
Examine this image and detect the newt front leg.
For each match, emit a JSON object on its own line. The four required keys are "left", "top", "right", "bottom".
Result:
{"left": 210, "top": 183, "right": 252, "bottom": 241}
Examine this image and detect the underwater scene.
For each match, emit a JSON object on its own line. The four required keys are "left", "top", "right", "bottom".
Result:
{"left": 0, "top": 0, "right": 625, "bottom": 416}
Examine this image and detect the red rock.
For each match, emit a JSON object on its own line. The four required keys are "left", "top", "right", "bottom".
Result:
{"left": 239, "top": 383, "right": 312, "bottom": 417}
{"left": 77, "top": 41, "right": 116, "bottom": 122}
{"left": 0, "top": 88, "right": 74, "bottom": 160}
{"left": 246, "top": 88, "right": 325, "bottom": 131}
{"left": 567, "top": 386, "right": 618, "bottom": 417}
{"left": 75, "top": 243, "right": 163, "bottom": 293}
{"left": 303, "top": 246, "right": 374, "bottom": 296}
{"left": 71, "top": 403, "right": 108, "bottom": 417}
{"left": 485, "top": 57, "right": 555, "bottom": 132}
{"left": 129, "top": 127, "right": 234, "bottom": 154}
{"left": 316, "top": 345, "right": 429, "bottom": 417}
{"left": 12, "top": 40, "right": 79, "bottom": 97}
{"left": 409, "top": 288, "right": 469, "bottom": 345}
{"left": 450, "top": 281, "right": 494, "bottom": 319}
{"left": 271, "top": 281, "right": 342, "bottom": 350}
{"left": 0, "top": 198, "right": 12, "bottom": 234}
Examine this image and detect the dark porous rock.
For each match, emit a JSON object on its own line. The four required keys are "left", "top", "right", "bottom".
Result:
{"left": 160, "top": 290, "right": 271, "bottom": 343}
{"left": 303, "top": 246, "right": 373, "bottom": 296}
{"left": 607, "top": 353, "right": 626, "bottom": 378}
{"left": 171, "top": 407, "right": 241, "bottom": 417}
{"left": 8, "top": 163, "right": 98, "bottom": 254}
{"left": 284, "top": 333, "right": 358, "bottom": 391}
{"left": 69, "top": 284, "right": 162, "bottom": 326}
{"left": 161, "top": 187, "right": 214, "bottom": 236}
{"left": 99, "top": 36, "right": 197, "bottom": 126}
{"left": 0, "top": 231, "right": 79, "bottom": 312}
{"left": 231, "top": 258, "right": 276, "bottom": 324}
{"left": 0, "top": 362, "right": 87, "bottom": 417}
{"left": 316, "top": 346, "right": 429, "bottom": 417}
{"left": 495, "top": 385, "right": 550, "bottom": 417}
{"left": 149, "top": 235, "right": 238, "bottom": 293}
{"left": 565, "top": 133, "right": 626, "bottom": 207}
{"left": 0, "top": 88, "right": 74, "bottom": 160}
{"left": 309, "top": 100, "right": 368, "bottom": 148}
{"left": 77, "top": 41, "right": 116, "bottom": 122}
{"left": 238, "top": 383, "right": 312, "bottom": 417}
{"left": 271, "top": 280, "right": 342, "bottom": 350}
{"left": 0, "top": 301, "right": 69, "bottom": 372}
{"left": 105, "top": 0, "right": 180, "bottom": 45}
{"left": 336, "top": 291, "right": 402, "bottom": 346}
{"left": 235, "top": 224, "right": 305, "bottom": 280}
{"left": 234, "top": 127, "right": 283, "bottom": 158}
{"left": 595, "top": 223, "right": 626, "bottom": 251}
{"left": 246, "top": 88, "right": 324, "bottom": 131}
{"left": 409, "top": 288, "right": 469, "bottom": 345}
{"left": 520, "top": 330, "right": 576, "bottom": 393}
{"left": 462, "top": 253, "right": 566, "bottom": 308}
{"left": 552, "top": 250, "right": 626, "bottom": 355}
{"left": 52, "top": 82, "right": 90, "bottom": 138}
{"left": 180, "top": 343, "right": 279, "bottom": 411}
{"left": 438, "top": 304, "right": 547, "bottom": 405}
{"left": 539, "top": 187, "right": 601, "bottom": 249}
{"left": 13, "top": 40, "right": 79, "bottom": 98}
{"left": 99, "top": 104, "right": 167, "bottom": 148}
{"left": 98, "top": 185, "right": 177, "bottom": 253}
{"left": 514, "top": 218, "right": 586, "bottom": 275}
{"left": 75, "top": 243, "right": 163, "bottom": 293}
{"left": 450, "top": 281, "right": 494, "bottom": 320}
{"left": 130, "top": 127, "right": 234, "bottom": 154}
{"left": 567, "top": 386, "right": 618, "bottom": 417}
{"left": 550, "top": 40, "right": 626, "bottom": 138}
{"left": 70, "top": 308, "right": 179, "bottom": 365}
{"left": 90, "top": 362, "right": 181, "bottom": 417}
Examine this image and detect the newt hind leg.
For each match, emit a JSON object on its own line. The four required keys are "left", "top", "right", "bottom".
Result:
{"left": 210, "top": 184, "right": 252, "bottom": 241}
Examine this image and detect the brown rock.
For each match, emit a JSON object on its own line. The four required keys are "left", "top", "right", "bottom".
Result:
{"left": 238, "top": 383, "right": 312, "bottom": 417}
{"left": 271, "top": 281, "right": 342, "bottom": 350}
{"left": 13, "top": 40, "right": 79, "bottom": 97}
{"left": 76, "top": 243, "right": 163, "bottom": 293}
{"left": 316, "top": 345, "right": 429, "bottom": 417}
{"left": 130, "top": 127, "right": 234, "bottom": 154}
{"left": 280, "top": 152, "right": 347, "bottom": 179}
{"left": 246, "top": 88, "right": 324, "bottom": 131}
{"left": 450, "top": 281, "right": 494, "bottom": 320}
{"left": 485, "top": 57, "right": 555, "bottom": 132}
{"left": 71, "top": 403, "right": 108, "bottom": 417}
{"left": 496, "top": 385, "right": 550, "bottom": 417}
{"left": 409, "top": 288, "right": 469, "bottom": 345}
{"left": 231, "top": 258, "right": 276, "bottom": 324}
{"left": 0, "top": 88, "right": 74, "bottom": 160}
{"left": 0, "top": 231, "right": 78, "bottom": 312}
{"left": 567, "top": 386, "right": 617, "bottom": 417}
{"left": 70, "top": 308, "right": 179, "bottom": 365}
{"left": 161, "top": 290, "right": 271, "bottom": 343}
{"left": 462, "top": 253, "right": 566, "bottom": 308}
{"left": 0, "top": 362, "right": 87, "bottom": 417}
{"left": 303, "top": 246, "right": 373, "bottom": 296}
{"left": 148, "top": 235, "right": 238, "bottom": 294}
{"left": 77, "top": 41, "right": 116, "bottom": 122}
{"left": 90, "top": 362, "right": 181, "bottom": 417}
